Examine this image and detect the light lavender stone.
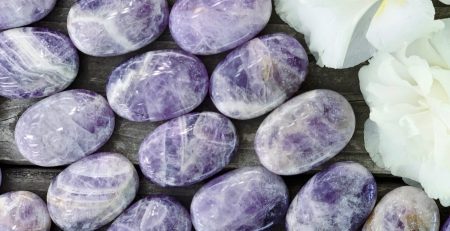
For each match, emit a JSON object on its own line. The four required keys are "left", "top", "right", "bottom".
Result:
{"left": 0, "top": 27, "right": 79, "bottom": 99}
{"left": 15, "top": 90, "right": 115, "bottom": 167}
{"left": 0, "top": 0, "right": 56, "bottom": 30}
{"left": 0, "top": 191, "right": 51, "bottom": 231}
{"left": 139, "top": 112, "right": 237, "bottom": 187}
{"left": 67, "top": 0, "right": 169, "bottom": 57}
{"left": 443, "top": 217, "right": 450, "bottom": 231}
{"left": 286, "top": 162, "right": 377, "bottom": 231}
{"left": 210, "top": 33, "right": 308, "bottom": 120}
{"left": 47, "top": 153, "right": 139, "bottom": 231}
{"left": 255, "top": 89, "right": 356, "bottom": 175}
{"left": 191, "top": 167, "right": 289, "bottom": 231}
{"left": 108, "top": 196, "right": 192, "bottom": 231}
{"left": 106, "top": 50, "right": 209, "bottom": 122}
{"left": 169, "top": 0, "right": 272, "bottom": 55}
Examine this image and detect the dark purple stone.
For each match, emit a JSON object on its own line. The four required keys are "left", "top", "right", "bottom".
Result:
{"left": 443, "top": 217, "right": 450, "bottom": 231}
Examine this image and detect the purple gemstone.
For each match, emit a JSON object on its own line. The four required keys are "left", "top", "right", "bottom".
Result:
{"left": 0, "top": 0, "right": 56, "bottom": 30}
{"left": 106, "top": 50, "right": 209, "bottom": 122}
{"left": 139, "top": 112, "right": 237, "bottom": 187}
{"left": 255, "top": 89, "right": 356, "bottom": 175}
{"left": 443, "top": 217, "right": 450, "bottom": 231}
{"left": 0, "top": 191, "right": 51, "bottom": 231}
{"left": 67, "top": 0, "right": 169, "bottom": 57}
{"left": 363, "top": 186, "right": 439, "bottom": 231}
{"left": 15, "top": 90, "right": 115, "bottom": 167}
{"left": 211, "top": 33, "right": 308, "bottom": 120}
{"left": 169, "top": 0, "right": 272, "bottom": 55}
{"left": 0, "top": 27, "right": 79, "bottom": 99}
{"left": 191, "top": 167, "right": 289, "bottom": 231}
{"left": 109, "top": 196, "right": 192, "bottom": 231}
{"left": 47, "top": 153, "right": 139, "bottom": 231}
{"left": 286, "top": 162, "right": 377, "bottom": 231}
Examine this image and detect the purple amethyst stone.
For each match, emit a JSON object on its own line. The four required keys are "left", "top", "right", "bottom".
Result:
{"left": 0, "top": 27, "right": 79, "bottom": 99}
{"left": 15, "top": 89, "right": 115, "bottom": 167}
{"left": 67, "top": 0, "right": 169, "bottom": 57}
{"left": 255, "top": 89, "right": 356, "bottom": 175}
{"left": 0, "top": 0, "right": 56, "bottom": 30}
{"left": 286, "top": 162, "right": 377, "bottom": 231}
{"left": 139, "top": 112, "right": 237, "bottom": 187}
{"left": 443, "top": 217, "right": 450, "bottom": 231}
{"left": 106, "top": 50, "right": 209, "bottom": 122}
{"left": 108, "top": 196, "right": 192, "bottom": 231}
{"left": 169, "top": 0, "right": 272, "bottom": 55}
{"left": 211, "top": 33, "right": 308, "bottom": 120}
{"left": 190, "top": 167, "right": 289, "bottom": 231}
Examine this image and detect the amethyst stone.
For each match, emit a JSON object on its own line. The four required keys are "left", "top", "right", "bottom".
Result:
{"left": 47, "top": 153, "right": 139, "bottom": 231}
{"left": 0, "top": 27, "right": 79, "bottom": 99}
{"left": 255, "top": 89, "right": 356, "bottom": 175}
{"left": 15, "top": 90, "right": 115, "bottom": 167}
{"left": 139, "top": 112, "right": 237, "bottom": 187}
{"left": 211, "top": 33, "right": 308, "bottom": 120}
{"left": 443, "top": 217, "right": 450, "bottom": 231}
{"left": 286, "top": 162, "right": 377, "bottom": 231}
{"left": 191, "top": 167, "right": 289, "bottom": 231}
{"left": 0, "top": 0, "right": 56, "bottom": 30}
{"left": 107, "top": 50, "right": 209, "bottom": 122}
{"left": 0, "top": 191, "right": 51, "bottom": 231}
{"left": 169, "top": 0, "right": 272, "bottom": 55}
{"left": 109, "top": 196, "right": 192, "bottom": 231}
{"left": 67, "top": 0, "right": 169, "bottom": 57}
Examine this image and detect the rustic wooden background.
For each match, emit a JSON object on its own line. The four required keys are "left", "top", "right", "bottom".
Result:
{"left": 0, "top": 1, "right": 449, "bottom": 230}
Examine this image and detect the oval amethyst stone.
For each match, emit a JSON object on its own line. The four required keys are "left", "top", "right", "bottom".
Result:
{"left": 255, "top": 89, "right": 356, "bottom": 175}
{"left": 139, "top": 112, "right": 237, "bottom": 187}
{"left": 107, "top": 50, "right": 209, "bottom": 122}
{"left": 15, "top": 90, "right": 115, "bottom": 167}
{"left": 169, "top": 0, "right": 272, "bottom": 55}
{"left": 443, "top": 217, "right": 450, "bottom": 231}
{"left": 0, "top": 0, "right": 56, "bottom": 30}
{"left": 211, "top": 33, "right": 308, "bottom": 120}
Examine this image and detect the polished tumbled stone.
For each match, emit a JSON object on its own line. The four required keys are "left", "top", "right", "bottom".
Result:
{"left": 0, "top": 191, "right": 51, "bottom": 231}
{"left": 211, "top": 33, "right": 308, "bottom": 120}
{"left": 443, "top": 217, "right": 450, "bottom": 231}
{"left": 107, "top": 50, "right": 209, "bottom": 122}
{"left": 67, "top": 0, "right": 169, "bottom": 57}
{"left": 139, "top": 112, "right": 237, "bottom": 187}
{"left": 286, "top": 162, "right": 377, "bottom": 231}
{"left": 0, "top": 0, "right": 56, "bottom": 30}
{"left": 170, "top": 0, "right": 272, "bottom": 55}
{"left": 15, "top": 90, "right": 115, "bottom": 167}
{"left": 255, "top": 89, "right": 356, "bottom": 175}
{"left": 109, "top": 196, "right": 191, "bottom": 231}
{"left": 191, "top": 167, "right": 289, "bottom": 231}
{"left": 0, "top": 27, "right": 79, "bottom": 99}
{"left": 47, "top": 153, "right": 139, "bottom": 231}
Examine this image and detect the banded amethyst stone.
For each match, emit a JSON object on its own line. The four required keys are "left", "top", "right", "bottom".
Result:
{"left": 0, "top": 27, "right": 79, "bottom": 99}
{"left": 0, "top": 191, "right": 51, "bottom": 231}
{"left": 139, "top": 112, "right": 237, "bottom": 187}
{"left": 191, "top": 167, "right": 289, "bottom": 231}
{"left": 109, "top": 196, "right": 192, "bottom": 231}
{"left": 15, "top": 90, "right": 115, "bottom": 167}
{"left": 47, "top": 153, "right": 139, "bottom": 231}
{"left": 255, "top": 89, "right": 356, "bottom": 175}
{"left": 286, "top": 162, "right": 377, "bottom": 231}
{"left": 211, "top": 33, "right": 308, "bottom": 120}
{"left": 0, "top": 0, "right": 56, "bottom": 30}
{"left": 363, "top": 186, "right": 439, "bottom": 231}
{"left": 107, "top": 50, "right": 209, "bottom": 122}
{"left": 169, "top": 0, "right": 272, "bottom": 55}
{"left": 443, "top": 217, "right": 450, "bottom": 231}
{"left": 67, "top": 0, "right": 169, "bottom": 57}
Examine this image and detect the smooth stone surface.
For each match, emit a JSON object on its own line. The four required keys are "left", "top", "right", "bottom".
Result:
{"left": 0, "top": 0, "right": 56, "bottom": 30}
{"left": 363, "top": 186, "right": 440, "bottom": 231}
{"left": 67, "top": 0, "right": 169, "bottom": 57}
{"left": 443, "top": 217, "right": 450, "bottom": 231}
{"left": 0, "top": 27, "right": 79, "bottom": 99}
{"left": 191, "top": 167, "right": 289, "bottom": 231}
{"left": 286, "top": 162, "right": 377, "bottom": 231}
{"left": 107, "top": 50, "right": 209, "bottom": 122}
{"left": 255, "top": 89, "right": 356, "bottom": 175}
{"left": 108, "top": 196, "right": 192, "bottom": 231}
{"left": 47, "top": 153, "right": 139, "bottom": 231}
{"left": 211, "top": 33, "right": 308, "bottom": 120}
{"left": 0, "top": 191, "right": 51, "bottom": 231}
{"left": 139, "top": 112, "right": 237, "bottom": 187}
{"left": 15, "top": 89, "right": 115, "bottom": 167}
{"left": 169, "top": 0, "right": 272, "bottom": 55}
